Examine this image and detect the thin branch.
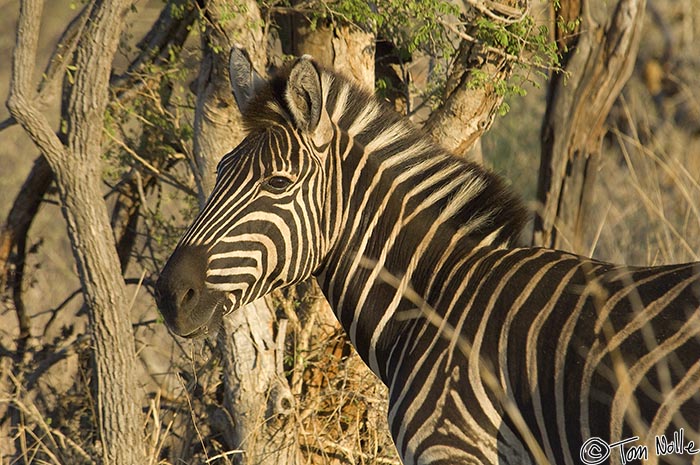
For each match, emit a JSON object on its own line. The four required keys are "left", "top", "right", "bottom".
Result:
{"left": 35, "top": 4, "right": 90, "bottom": 100}
{"left": 7, "top": 0, "right": 68, "bottom": 166}
{"left": 0, "top": 3, "right": 90, "bottom": 132}
{"left": 103, "top": 128, "right": 197, "bottom": 197}
{"left": 438, "top": 17, "right": 560, "bottom": 72}
{"left": 112, "top": 0, "right": 198, "bottom": 102}
{"left": 461, "top": 0, "right": 531, "bottom": 24}
{"left": 7, "top": 371, "right": 95, "bottom": 464}
{"left": 41, "top": 287, "right": 82, "bottom": 338}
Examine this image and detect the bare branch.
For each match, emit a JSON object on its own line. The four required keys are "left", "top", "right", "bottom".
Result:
{"left": 7, "top": 0, "right": 68, "bottom": 165}
{"left": 2, "top": 3, "right": 89, "bottom": 132}
{"left": 461, "top": 0, "right": 531, "bottom": 24}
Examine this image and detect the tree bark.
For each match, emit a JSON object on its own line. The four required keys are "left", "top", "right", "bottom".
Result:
{"left": 7, "top": 1, "right": 146, "bottom": 463}
{"left": 218, "top": 299, "right": 299, "bottom": 464}
{"left": 2, "top": 0, "right": 196, "bottom": 356}
{"left": 532, "top": 0, "right": 646, "bottom": 251}
{"left": 285, "top": 16, "right": 376, "bottom": 90}
{"left": 0, "top": 2, "right": 89, "bottom": 131}
{"left": 424, "top": 39, "right": 508, "bottom": 164}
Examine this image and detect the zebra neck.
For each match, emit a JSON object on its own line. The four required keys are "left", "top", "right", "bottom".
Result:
{"left": 315, "top": 149, "right": 523, "bottom": 384}
{"left": 315, "top": 202, "right": 494, "bottom": 384}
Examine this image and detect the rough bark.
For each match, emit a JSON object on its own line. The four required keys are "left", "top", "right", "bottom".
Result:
{"left": 7, "top": 1, "right": 145, "bottom": 463}
{"left": 532, "top": 0, "right": 647, "bottom": 251}
{"left": 218, "top": 299, "right": 299, "bottom": 464}
{"left": 424, "top": 40, "right": 507, "bottom": 164}
{"left": 285, "top": 16, "right": 376, "bottom": 90}
{"left": 2, "top": 0, "right": 196, "bottom": 339}
{"left": 1, "top": 1, "right": 87, "bottom": 345}
{"left": 0, "top": 2, "right": 89, "bottom": 131}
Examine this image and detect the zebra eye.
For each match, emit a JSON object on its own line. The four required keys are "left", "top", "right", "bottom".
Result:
{"left": 264, "top": 175, "right": 293, "bottom": 191}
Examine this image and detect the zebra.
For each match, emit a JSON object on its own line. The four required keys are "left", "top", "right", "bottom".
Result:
{"left": 156, "top": 48, "right": 700, "bottom": 465}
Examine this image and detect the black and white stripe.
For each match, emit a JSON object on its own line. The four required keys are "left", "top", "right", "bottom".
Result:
{"left": 156, "top": 49, "right": 700, "bottom": 465}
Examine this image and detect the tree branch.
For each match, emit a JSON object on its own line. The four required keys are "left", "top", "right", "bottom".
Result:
{"left": 7, "top": 1, "right": 69, "bottom": 165}
{"left": 2, "top": 3, "right": 89, "bottom": 132}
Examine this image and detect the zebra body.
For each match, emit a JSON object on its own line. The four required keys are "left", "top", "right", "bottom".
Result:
{"left": 156, "top": 50, "right": 700, "bottom": 465}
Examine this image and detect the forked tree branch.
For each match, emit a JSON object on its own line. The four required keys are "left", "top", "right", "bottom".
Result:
{"left": 1, "top": 3, "right": 89, "bottom": 131}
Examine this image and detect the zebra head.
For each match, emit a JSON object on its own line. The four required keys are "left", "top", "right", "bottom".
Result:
{"left": 156, "top": 49, "right": 338, "bottom": 337}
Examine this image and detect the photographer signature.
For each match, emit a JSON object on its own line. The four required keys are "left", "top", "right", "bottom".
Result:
{"left": 579, "top": 429, "right": 699, "bottom": 464}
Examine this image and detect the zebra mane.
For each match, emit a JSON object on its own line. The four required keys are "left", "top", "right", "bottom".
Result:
{"left": 239, "top": 61, "right": 528, "bottom": 248}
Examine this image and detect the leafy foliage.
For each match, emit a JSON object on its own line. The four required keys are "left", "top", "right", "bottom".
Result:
{"left": 284, "top": 0, "right": 460, "bottom": 58}
{"left": 469, "top": 13, "right": 564, "bottom": 110}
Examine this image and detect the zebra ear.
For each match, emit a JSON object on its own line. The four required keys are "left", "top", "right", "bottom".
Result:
{"left": 286, "top": 56, "right": 323, "bottom": 133}
{"left": 228, "top": 46, "right": 265, "bottom": 112}
{"left": 286, "top": 56, "right": 332, "bottom": 147}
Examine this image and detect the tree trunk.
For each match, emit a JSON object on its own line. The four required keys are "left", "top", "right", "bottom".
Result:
{"left": 532, "top": 0, "right": 646, "bottom": 252}
{"left": 284, "top": 15, "right": 376, "bottom": 90}
{"left": 7, "top": 1, "right": 146, "bottom": 463}
{"left": 424, "top": 40, "right": 507, "bottom": 164}
{"left": 218, "top": 299, "right": 299, "bottom": 464}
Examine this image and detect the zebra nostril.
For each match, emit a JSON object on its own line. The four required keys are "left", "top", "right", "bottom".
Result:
{"left": 180, "top": 287, "right": 200, "bottom": 311}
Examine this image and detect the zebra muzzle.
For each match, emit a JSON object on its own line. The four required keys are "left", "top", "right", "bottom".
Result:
{"left": 155, "top": 244, "right": 225, "bottom": 337}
